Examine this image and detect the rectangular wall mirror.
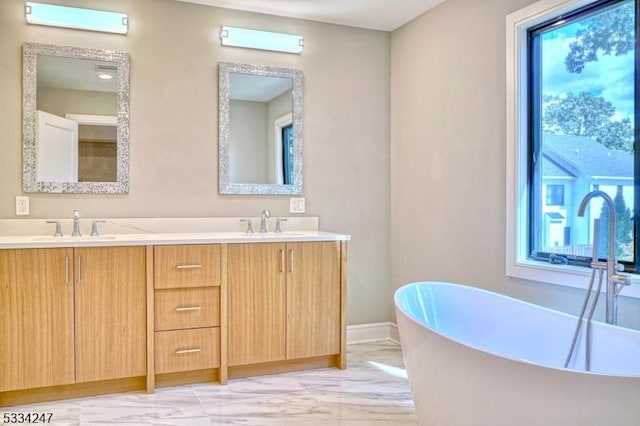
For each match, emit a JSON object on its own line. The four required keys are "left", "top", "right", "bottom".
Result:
{"left": 22, "top": 42, "right": 130, "bottom": 193}
{"left": 219, "top": 62, "right": 303, "bottom": 195}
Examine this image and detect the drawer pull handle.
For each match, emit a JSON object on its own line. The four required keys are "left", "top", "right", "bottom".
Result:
{"left": 65, "top": 255, "right": 70, "bottom": 284}
{"left": 176, "top": 348, "right": 201, "bottom": 355}
{"left": 175, "top": 306, "right": 201, "bottom": 312}
{"left": 77, "top": 255, "right": 83, "bottom": 283}
{"left": 176, "top": 264, "right": 203, "bottom": 270}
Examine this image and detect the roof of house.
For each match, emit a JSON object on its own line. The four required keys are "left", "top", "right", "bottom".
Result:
{"left": 542, "top": 134, "right": 633, "bottom": 179}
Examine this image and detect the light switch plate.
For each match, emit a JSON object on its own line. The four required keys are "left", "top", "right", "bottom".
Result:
{"left": 16, "top": 196, "right": 30, "bottom": 216}
{"left": 289, "top": 197, "right": 306, "bottom": 214}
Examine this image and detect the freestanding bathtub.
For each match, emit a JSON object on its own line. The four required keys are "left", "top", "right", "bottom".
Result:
{"left": 394, "top": 282, "right": 640, "bottom": 426}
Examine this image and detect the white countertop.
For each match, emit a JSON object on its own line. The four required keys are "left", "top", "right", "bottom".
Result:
{"left": 0, "top": 231, "right": 350, "bottom": 249}
{"left": 0, "top": 217, "right": 350, "bottom": 249}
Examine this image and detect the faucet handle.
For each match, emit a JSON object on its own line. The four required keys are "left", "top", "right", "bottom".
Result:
{"left": 240, "top": 218, "right": 254, "bottom": 234}
{"left": 90, "top": 220, "right": 106, "bottom": 237}
{"left": 46, "top": 220, "right": 63, "bottom": 237}
{"left": 275, "top": 218, "right": 287, "bottom": 233}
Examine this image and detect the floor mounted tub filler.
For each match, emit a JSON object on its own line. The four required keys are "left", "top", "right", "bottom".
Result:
{"left": 394, "top": 281, "right": 640, "bottom": 426}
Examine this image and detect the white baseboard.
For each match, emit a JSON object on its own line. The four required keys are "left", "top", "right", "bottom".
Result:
{"left": 347, "top": 322, "right": 400, "bottom": 344}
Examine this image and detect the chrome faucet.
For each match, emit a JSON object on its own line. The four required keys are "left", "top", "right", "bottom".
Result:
{"left": 72, "top": 209, "right": 81, "bottom": 237}
{"left": 577, "top": 190, "right": 631, "bottom": 324}
{"left": 259, "top": 209, "right": 271, "bottom": 233}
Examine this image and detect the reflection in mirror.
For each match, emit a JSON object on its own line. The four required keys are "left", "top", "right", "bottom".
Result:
{"left": 23, "top": 42, "right": 130, "bottom": 193}
{"left": 219, "top": 62, "right": 303, "bottom": 195}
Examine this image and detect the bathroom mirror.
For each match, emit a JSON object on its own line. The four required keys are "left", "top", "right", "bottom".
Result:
{"left": 219, "top": 62, "right": 303, "bottom": 195}
{"left": 22, "top": 42, "right": 130, "bottom": 193}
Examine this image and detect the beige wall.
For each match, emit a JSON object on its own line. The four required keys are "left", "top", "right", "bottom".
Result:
{"left": 229, "top": 99, "right": 268, "bottom": 183}
{"left": 390, "top": 0, "right": 640, "bottom": 329}
{"left": 6, "top": 0, "right": 629, "bottom": 330}
{"left": 0, "top": 0, "right": 392, "bottom": 325}
{"left": 37, "top": 87, "right": 117, "bottom": 117}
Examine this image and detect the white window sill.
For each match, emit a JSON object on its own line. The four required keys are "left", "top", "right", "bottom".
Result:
{"left": 507, "top": 259, "right": 640, "bottom": 299}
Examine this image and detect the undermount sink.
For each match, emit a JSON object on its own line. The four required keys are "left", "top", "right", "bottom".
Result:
{"left": 235, "top": 231, "right": 307, "bottom": 237}
{"left": 31, "top": 235, "right": 119, "bottom": 242}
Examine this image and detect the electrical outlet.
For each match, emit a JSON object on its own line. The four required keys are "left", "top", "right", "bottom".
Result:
{"left": 16, "top": 196, "right": 30, "bottom": 216}
{"left": 289, "top": 197, "right": 306, "bottom": 214}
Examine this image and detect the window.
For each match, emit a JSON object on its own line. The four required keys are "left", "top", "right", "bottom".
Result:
{"left": 282, "top": 124, "right": 294, "bottom": 185}
{"left": 546, "top": 185, "right": 565, "bottom": 206}
{"left": 506, "top": 0, "right": 640, "bottom": 292}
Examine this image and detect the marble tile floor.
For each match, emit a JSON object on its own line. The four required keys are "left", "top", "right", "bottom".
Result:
{"left": 3, "top": 341, "right": 418, "bottom": 425}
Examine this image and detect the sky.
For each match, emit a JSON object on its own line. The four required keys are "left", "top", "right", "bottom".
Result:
{"left": 541, "top": 14, "right": 634, "bottom": 122}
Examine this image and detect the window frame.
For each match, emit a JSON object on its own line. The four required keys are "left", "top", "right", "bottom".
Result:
{"left": 505, "top": 0, "right": 640, "bottom": 297}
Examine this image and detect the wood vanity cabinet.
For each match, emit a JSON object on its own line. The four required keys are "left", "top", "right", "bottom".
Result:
{"left": 0, "top": 248, "right": 74, "bottom": 392}
{"left": 0, "top": 246, "right": 146, "bottom": 393}
{"left": 285, "top": 242, "right": 341, "bottom": 359}
{"left": 228, "top": 243, "right": 286, "bottom": 365}
{"left": 228, "top": 241, "right": 341, "bottom": 366}
{"left": 153, "top": 244, "right": 221, "bottom": 375}
{"left": 74, "top": 246, "right": 146, "bottom": 382}
{"left": 1, "top": 235, "right": 346, "bottom": 405}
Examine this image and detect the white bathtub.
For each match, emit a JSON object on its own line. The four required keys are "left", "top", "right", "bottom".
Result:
{"left": 394, "top": 281, "right": 640, "bottom": 426}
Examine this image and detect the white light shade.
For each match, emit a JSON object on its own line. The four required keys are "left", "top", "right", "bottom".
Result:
{"left": 220, "top": 26, "right": 303, "bottom": 54}
{"left": 25, "top": 2, "right": 128, "bottom": 35}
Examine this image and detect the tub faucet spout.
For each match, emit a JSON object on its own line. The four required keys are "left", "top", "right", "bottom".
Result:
{"left": 577, "top": 190, "right": 630, "bottom": 324}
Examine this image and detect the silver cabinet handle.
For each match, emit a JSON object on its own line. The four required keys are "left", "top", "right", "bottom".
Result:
{"left": 77, "top": 255, "right": 83, "bottom": 282}
{"left": 176, "top": 264, "right": 202, "bottom": 270}
{"left": 65, "top": 255, "right": 69, "bottom": 284}
{"left": 175, "top": 348, "right": 201, "bottom": 355}
{"left": 280, "top": 249, "right": 285, "bottom": 273}
{"left": 289, "top": 249, "right": 294, "bottom": 273}
{"left": 175, "top": 306, "right": 201, "bottom": 312}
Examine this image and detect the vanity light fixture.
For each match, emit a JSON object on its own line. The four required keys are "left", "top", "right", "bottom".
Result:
{"left": 25, "top": 2, "right": 128, "bottom": 35}
{"left": 95, "top": 64, "right": 116, "bottom": 80}
{"left": 220, "top": 26, "right": 303, "bottom": 54}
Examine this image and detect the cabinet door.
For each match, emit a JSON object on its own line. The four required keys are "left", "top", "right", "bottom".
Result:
{"left": 228, "top": 243, "right": 286, "bottom": 366}
{"left": 0, "top": 248, "right": 74, "bottom": 391}
{"left": 74, "top": 246, "right": 146, "bottom": 382}
{"left": 286, "top": 241, "right": 341, "bottom": 359}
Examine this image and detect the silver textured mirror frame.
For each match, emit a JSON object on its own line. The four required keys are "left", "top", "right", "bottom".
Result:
{"left": 22, "top": 42, "right": 130, "bottom": 193}
{"left": 219, "top": 62, "right": 303, "bottom": 195}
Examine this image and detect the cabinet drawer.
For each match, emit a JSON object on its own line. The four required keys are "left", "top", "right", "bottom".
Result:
{"left": 154, "top": 245, "right": 220, "bottom": 289}
{"left": 155, "top": 287, "right": 220, "bottom": 331}
{"left": 155, "top": 328, "right": 220, "bottom": 374}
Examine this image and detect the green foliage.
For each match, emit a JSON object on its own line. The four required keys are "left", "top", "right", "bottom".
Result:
{"left": 598, "top": 117, "right": 634, "bottom": 152}
{"left": 542, "top": 91, "right": 634, "bottom": 152}
{"left": 565, "top": 2, "right": 634, "bottom": 74}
